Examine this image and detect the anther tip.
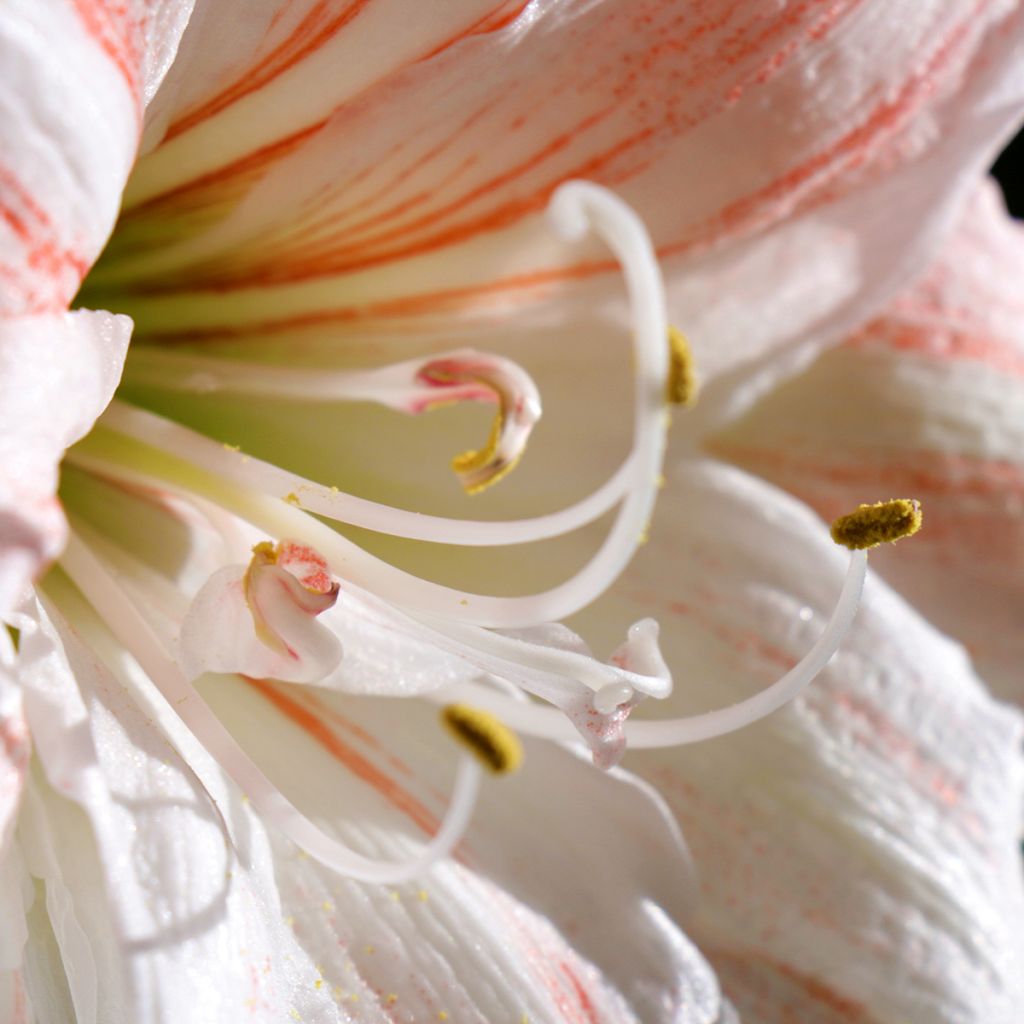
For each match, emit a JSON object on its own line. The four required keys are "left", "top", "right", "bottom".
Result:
{"left": 666, "top": 327, "right": 698, "bottom": 407}
{"left": 442, "top": 704, "right": 523, "bottom": 775}
{"left": 830, "top": 499, "right": 923, "bottom": 550}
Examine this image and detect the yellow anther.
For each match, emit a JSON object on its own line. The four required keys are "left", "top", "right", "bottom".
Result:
{"left": 830, "top": 499, "right": 923, "bottom": 550}
{"left": 250, "top": 540, "right": 278, "bottom": 565}
{"left": 441, "top": 704, "right": 523, "bottom": 775}
{"left": 666, "top": 326, "right": 698, "bottom": 406}
{"left": 450, "top": 410, "right": 523, "bottom": 495}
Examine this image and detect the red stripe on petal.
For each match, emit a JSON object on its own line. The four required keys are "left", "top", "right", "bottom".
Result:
{"left": 70, "top": 0, "right": 142, "bottom": 100}
{"left": 165, "top": 0, "right": 374, "bottom": 141}
{"left": 245, "top": 676, "right": 445, "bottom": 838}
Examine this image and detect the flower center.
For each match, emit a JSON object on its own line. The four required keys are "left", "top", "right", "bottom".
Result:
{"left": 52, "top": 180, "right": 922, "bottom": 883}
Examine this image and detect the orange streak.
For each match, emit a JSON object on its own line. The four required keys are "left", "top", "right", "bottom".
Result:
{"left": 245, "top": 676, "right": 443, "bottom": 837}
{"left": 166, "top": 0, "right": 374, "bottom": 141}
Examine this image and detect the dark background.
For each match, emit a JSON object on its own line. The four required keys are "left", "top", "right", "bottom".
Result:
{"left": 992, "top": 127, "right": 1023, "bottom": 217}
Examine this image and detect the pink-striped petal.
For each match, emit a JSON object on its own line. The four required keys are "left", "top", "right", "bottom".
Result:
{"left": 710, "top": 180, "right": 1024, "bottom": 701}
{"left": 0, "top": 311, "right": 131, "bottom": 615}
{"left": 572, "top": 459, "right": 1024, "bottom": 1022}
{"left": 84, "top": 0, "right": 1023, "bottom": 389}
{"left": 0, "top": 0, "right": 195, "bottom": 314}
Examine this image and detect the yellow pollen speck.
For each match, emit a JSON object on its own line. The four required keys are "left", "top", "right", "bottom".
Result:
{"left": 322, "top": 900, "right": 335, "bottom": 912}
{"left": 223, "top": 442, "right": 241, "bottom": 453}
{"left": 417, "top": 889, "right": 429, "bottom": 902}
{"left": 666, "top": 326, "right": 698, "bottom": 406}
{"left": 387, "top": 994, "right": 398, "bottom": 1005}
{"left": 442, "top": 704, "right": 523, "bottom": 775}
{"left": 656, "top": 473, "right": 666, "bottom": 489}
{"left": 459, "top": 598, "right": 469, "bottom": 606}
{"left": 364, "top": 945, "right": 375, "bottom": 954}
{"left": 830, "top": 499, "right": 923, "bottom": 550}
{"left": 314, "top": 979, "right": 323, "bottom": 991}
{"left": 389, "top": 890, "right": 400, "bottom": 902}
{"left": 289, "top": 1010, "right": 301, "bottom": 1021}
{"left": 330, "top": 485, "right": 339, "bottom": 494}
{"left": 438, "top": 1013, "right": 449, "bottom": 1022}
{"left": 284, "top": 492, "right": 301, "bottom": 506}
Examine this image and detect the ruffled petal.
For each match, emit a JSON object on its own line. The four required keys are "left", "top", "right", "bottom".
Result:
{"left": 571, "top": 459, "right": 1024, "bottom": 1021}
{"left": 85, "top": 0, "right": 1024, "bottom": 393}
{"left": 0, "top": 311, "right": 131, "bottom": 614}
{"left": 11, "top": 589, "right": 347, "bottom": 1024}
{"left": 710, "top": 179, "right": 1024, "bottom": 702}
{"left": 0, "top": 0, "right": 195, "bottom": 312}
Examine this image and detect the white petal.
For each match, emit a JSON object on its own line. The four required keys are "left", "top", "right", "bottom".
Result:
{"left": 85, "top": 0, "right": 1024, "bottom": 391}
{"left": 573, "top": 459, "right": 1024, "bottom": 1021}
{"left": 0, "top": 0, "right": 195, "bottom": 312}
{"left": 0, "top": 311, "right": 131, "bottom": 614}
{"left": 12, "top": 590, "right": 343, "bottom": 1023}
{"left": 711, "top": 179, "right": 1024, "bottom": 702}
{"left": 197, "top": 672, "right": 730, "bottom": 1021}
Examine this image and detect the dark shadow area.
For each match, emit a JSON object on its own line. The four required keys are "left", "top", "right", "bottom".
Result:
{"left": 992, "top": 126, "right": 1024, "bottom": 218}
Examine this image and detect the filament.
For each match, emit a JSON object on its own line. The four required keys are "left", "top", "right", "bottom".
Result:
{"left": 422, "top": 549, "right": 868, "bottom": 747}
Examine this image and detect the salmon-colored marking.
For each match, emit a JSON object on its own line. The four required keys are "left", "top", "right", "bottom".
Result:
{"left": 418, "top": 0, "right": 533, "bottom": 62}
{"left": 166, "top": 0, "right": 374, "bottom": 141}
{"left": 710, "top": 443, "right": 1024, "bottom": 504}
{"left": 844, "top": 318, "right": 1024, "bottom": 378}
{"left": 127, "top": 256, "right": 615, "bottom": 344}
{"left": 665, "top": 0, "right": 984, "bottom": 259}
{"left": 116, "top": 0, "right": 861, "bottom": 269}
{"left": 711, "top": 950, "right": 875, "bottom": 1022}
{"left": 123, "top": 120, "right": 330, "bottom": 220}
{"left": 0, "top": 164, "right": 91, "bottom": 311}
{"left": 558, "top": 962, "right": 602, "bottom": 1024}
{"left": 831, "top": 691, "right": 964, "bottom": 808}
{"left": 117, "top": 0, "right": 962, "bottom": 307}
{"left": 244, "top": 677, "right": 444, "bottom": 838}
{"left": 70, "top": 0, "right": 141, "bottom": 100}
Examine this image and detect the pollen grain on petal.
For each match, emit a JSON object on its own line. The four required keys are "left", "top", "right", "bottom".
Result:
{"left": 442, "top": 704, "right": 523, "bottom": 775}
{"left": 830, "top": 499, "right": 923, "bottom": 550}
{"left": 666, "top": 326, "right": 698, "bottom": 407}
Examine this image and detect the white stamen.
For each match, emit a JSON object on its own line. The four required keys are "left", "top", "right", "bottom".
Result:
{"left": 424, "top": 550, "right": 868, "bottom": 747}
{"left": 99, "top": 399, "right": 631, "bottom": 545}
{"left": 59, "top": 529, "right": 482, "bottom": 884}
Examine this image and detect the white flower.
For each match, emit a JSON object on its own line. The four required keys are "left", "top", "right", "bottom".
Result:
{"left": 1, "top": 1, "right": 1024, "bottom": 1021}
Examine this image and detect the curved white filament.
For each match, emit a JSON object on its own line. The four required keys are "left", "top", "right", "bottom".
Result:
{"left": 423, "top": 550, "right": 868, "bottom": 747}
{"left": 69, "top": 430, "right": 674, "bottom": 709}
{"left": 100, "top": 399, "right": 632, "bottom": 546}
{"left": 59, "top": 530, "right": 482, "bottom": 884}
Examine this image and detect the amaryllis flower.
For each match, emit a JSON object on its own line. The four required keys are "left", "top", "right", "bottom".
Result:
{"left": 2, "top": 1, "right": 1024, "bottom": 1022}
